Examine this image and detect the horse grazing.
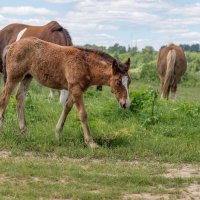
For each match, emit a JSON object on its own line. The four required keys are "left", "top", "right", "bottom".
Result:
{"left": 0, "top": 21, "right": 72, "bottom": 101}
{"left": 0, "top": 38, "right": 131, "bottom": 148}
{"left": 157, "top": 43, "right": 187, "bottom": 99}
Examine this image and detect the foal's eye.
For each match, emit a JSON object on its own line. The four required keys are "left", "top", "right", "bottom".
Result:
{"left": 116, "top": 80, "right": 121, "bottom": 86}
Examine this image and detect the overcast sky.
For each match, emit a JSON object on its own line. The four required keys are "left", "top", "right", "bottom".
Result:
{"left": 0, "top": 0, "right": 200, "bottom": 50}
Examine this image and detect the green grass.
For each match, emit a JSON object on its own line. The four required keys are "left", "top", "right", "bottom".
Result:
{"left": 0, "top": 81, "right": 200, "bottom": 199}
{"left": 0, "top": 81, "right": 200, "bottom": 163}
{"left": 0, "top": 155, "right": 199, "bottom": 200}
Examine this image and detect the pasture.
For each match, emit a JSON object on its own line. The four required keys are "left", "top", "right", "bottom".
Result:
{"left": 0, "top": 80, "right": 200, "bottom": 199}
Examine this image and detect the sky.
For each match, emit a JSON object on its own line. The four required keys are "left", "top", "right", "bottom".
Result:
{"left": 0, "top": 0, "right": 200, "bottom": 50}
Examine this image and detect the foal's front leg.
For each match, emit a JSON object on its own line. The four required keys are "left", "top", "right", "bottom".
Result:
{"left": 72, "top": 93, "right": 98, "bottom": 148}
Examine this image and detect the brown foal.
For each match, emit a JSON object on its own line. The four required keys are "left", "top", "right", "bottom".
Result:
{"left": 0, "top": 38, "right": 131, "bottom": 148}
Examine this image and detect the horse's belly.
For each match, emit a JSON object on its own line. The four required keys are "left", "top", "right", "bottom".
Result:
{"left": 32, "top": 73, "right": 67, "bottom": 90}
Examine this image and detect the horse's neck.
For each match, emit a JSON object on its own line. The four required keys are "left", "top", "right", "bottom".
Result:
{"left": 89, "top": 60, "right": 112, "bottom": 86}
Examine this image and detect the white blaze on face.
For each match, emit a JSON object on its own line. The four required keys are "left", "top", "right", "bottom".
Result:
{"left": 16, "top": 28, "right": 27, "bottom": 41}
{"left": 122, "top": 76, "right": 131, "bottom": 107}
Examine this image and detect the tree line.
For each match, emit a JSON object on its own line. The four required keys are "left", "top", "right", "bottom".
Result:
{"left": 83, "top": 43, "right": 200, "bottom": 53}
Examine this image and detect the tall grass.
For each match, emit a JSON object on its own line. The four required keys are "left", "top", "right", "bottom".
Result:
{"left": 0, "top": 81, "right": 200, "bottom": 163}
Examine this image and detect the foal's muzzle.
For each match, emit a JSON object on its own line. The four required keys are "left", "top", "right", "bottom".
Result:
{"left": 119, "top": 99, "right": 131, "bottom": 109}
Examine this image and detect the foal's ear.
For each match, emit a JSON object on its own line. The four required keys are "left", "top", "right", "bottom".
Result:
{"left": 125, "top": 58, "right": 131, "bottom": 69}
{"left": 112, "top": 59, "right": 119, "bottom": 75}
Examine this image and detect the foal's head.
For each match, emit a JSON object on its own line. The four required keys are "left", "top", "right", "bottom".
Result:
{"left": 110, "top": 58, "right": 131, "bottom": 109}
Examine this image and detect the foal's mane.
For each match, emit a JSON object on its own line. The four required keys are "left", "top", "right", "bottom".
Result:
{"left": 76, "top": 47, "right": 114, "bottom": 63}
{"left": 75, "top": 47, "right": 130, "bottom": 73}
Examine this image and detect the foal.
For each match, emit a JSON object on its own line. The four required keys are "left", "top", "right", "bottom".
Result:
{"left": 0, "top": 38, "right": 131, "bottom": 148}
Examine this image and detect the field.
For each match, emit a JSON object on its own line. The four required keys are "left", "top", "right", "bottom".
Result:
{"left": 0, "top": 81, "right": 200, "bottom": 199}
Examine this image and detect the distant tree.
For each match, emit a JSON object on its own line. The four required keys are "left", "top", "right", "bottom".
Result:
{"left": 180, "top": 44, "right": 200, "bottom": 52}
{"left": 108, "top": 43, "right": 126, "bottom": 54}
{"left": 180, "top": 44, "right": 190, "bottom": 51}
{"left": 190, "top": 44, "right": 200, "bottom": 52}
{"left": 128, "top": 46, "right": 138, "bottom": 56}
{"left": 141, "top": 46, "right": 155, "bottom": 55}
{"left": 83, "top": 44, "right": 106, "bottom": 51}
{"left": 113, "top": 52, "right": 120, "bottom": 60}
{"left": 140, "top": 46, "right": 156, "bottom": 63}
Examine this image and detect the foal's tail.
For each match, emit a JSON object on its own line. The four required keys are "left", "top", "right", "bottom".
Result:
{"left": 162, "top": 49, "right": 176, "bottom": 99}
{"left": 2, "top": 45, "right": 11, "bottom": 83}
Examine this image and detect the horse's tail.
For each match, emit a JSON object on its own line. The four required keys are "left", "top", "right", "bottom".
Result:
{"left": 2, "top": 45, "right": 11, "bottom": 83}
{"left": 162, "top": 49, "right": 176, "bottom": 99}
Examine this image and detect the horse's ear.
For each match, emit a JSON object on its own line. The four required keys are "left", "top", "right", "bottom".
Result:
{"left": 125, "top": 58, "right": 130, "bottom": 69}
{"left": 112, "top": 59, "right": 119, "bottom": 75}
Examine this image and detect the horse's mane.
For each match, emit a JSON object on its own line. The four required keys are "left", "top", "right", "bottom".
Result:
{"left": 75, "top": 47, "right": 114, "bottom": 63}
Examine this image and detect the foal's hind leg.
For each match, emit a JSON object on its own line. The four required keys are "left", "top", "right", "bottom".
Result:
{"left": 55, "top": 93, "right": 73, "bottom": 139}
{"left": 16, "top": 75, "right": 32, "bottom": 133}
{"left": 0, "top": 81, "right": 18, "bottom": 132}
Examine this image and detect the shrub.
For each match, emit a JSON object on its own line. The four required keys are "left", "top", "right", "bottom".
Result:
{"left": 130, "top": 87, "right": 159, "bottom": 126}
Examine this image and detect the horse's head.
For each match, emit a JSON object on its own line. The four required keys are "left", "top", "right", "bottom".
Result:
{"left": 110, "top": 58, "right": 131, "bottom": 109}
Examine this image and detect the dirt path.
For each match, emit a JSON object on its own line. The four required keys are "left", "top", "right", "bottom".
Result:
{"left": 0, "top": 151, "right": 199, "bottom": 200}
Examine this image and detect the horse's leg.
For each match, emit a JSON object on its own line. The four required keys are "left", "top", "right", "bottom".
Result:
{"left": 48, "top": 89, "right": 54, "bottom": 101}
{"left": 55, "top": 93, "right": 73, "bottom": 139}
{"left": 170, "top": 82, "right": 177, "bottom": 100}
{"left": 160, "top": 77, "right": 164, "bottom": 99}
{"left": 72, "top": 93, "right": 98, "bottom": 148}
{"left": 166, "top": 85, "right": 170, "bottom": 99}
{"left": 15, "top": 75, "right": 32, "bottom": 133}
{"left": 59, "top": 90, "right": 69, "bottom": 104}
{"left": 0, "top": 81, "right": 18, "bottom": 132}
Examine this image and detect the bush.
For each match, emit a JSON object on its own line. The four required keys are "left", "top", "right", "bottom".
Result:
{"left": 182, "top": 71, "right": 200, "bottom": 86}
{"left": 130, "top": 87, "right": 159, "bottom": 126}
{"left": 139, "top": 61, "right": 159, "bottom": 82}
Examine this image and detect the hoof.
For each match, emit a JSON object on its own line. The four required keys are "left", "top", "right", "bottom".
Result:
{"left": 88, "top": 142, "right": 99, "bottom": 149}
{"left": 20, "top": 127, "right": 27, "bottom": 134}
{"left": 55, "top": 131, "right": 60, "bottom": 140}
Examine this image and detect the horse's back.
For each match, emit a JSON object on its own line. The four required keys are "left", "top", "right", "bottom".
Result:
{"left": 0, "top": 21, "right": 72, "bottom": 74}
{"left": 0, "top": 23, "right": 28, "bottom": 50}
{"left": 6, "top": 38, "right": 86, "bottom": 90}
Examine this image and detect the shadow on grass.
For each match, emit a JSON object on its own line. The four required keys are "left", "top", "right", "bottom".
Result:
{"left": 95, "top": 135, "right": 133, "bottom": 148}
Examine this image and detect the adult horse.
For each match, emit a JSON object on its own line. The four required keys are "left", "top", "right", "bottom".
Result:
{"left": 157, "top": 43, "right": 187, "bottom": 99}
{"left": 0, "top": 21, "right": 72, "bottom": 101}
{"left": 0, "top": 38, "right": 131, "bottom": 148}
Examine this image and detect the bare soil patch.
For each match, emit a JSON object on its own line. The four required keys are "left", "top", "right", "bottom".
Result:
{"left": 163, "top": 164, "right": 200, "bottom": 178}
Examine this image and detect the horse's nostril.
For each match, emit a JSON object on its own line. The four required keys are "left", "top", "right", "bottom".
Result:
{"left": 120, "top": 102, "right": 126, "bottom": 109}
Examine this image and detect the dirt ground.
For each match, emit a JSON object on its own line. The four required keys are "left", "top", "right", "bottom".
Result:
{"left": 0, "top": 151, "right": 199, "bottom": 200}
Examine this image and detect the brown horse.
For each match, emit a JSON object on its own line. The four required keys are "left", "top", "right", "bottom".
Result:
{"left": 0, "top": 21, "right": 72, "bottom": 101}
{"left": 157, "top": 43, "right": 187, "bottom": 99}
{"left": 0, "top": 21, "right": 72, "bottom": 76}
{"left": 0, "top": 38, "right": 131, "bottom": 148}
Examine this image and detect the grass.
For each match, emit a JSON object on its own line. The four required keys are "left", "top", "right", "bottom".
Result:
{"left": 0, "top": 155, "right": 199, "bottom": 199}
{"left": 0, "top": 81, "right": 200, "bottom": 199}
{"left": 0, "top": 81, "right": 200, "bottom": 162}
